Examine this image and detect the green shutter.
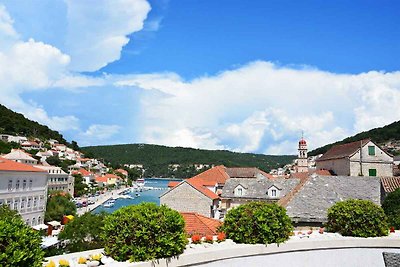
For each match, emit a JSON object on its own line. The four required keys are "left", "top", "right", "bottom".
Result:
{"left": 368, "top": 146, "right": 375, "bottom": 156}
{"left": 368, "top": 169, "right": 377, "bottom": 176}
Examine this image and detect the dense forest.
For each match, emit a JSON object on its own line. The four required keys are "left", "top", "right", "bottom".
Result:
{"left": 83, "top": 144, "right": 296, "bottom": 178}
{"left": 0, "top": 104, "right": 69, "bottom": 145}
{"left": 309, "top": 120, "right": 400, "bottom": 156}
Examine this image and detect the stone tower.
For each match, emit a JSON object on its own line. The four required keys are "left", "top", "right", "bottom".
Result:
{"left": 297, "top": 135, "right": 308, "bottom": 173}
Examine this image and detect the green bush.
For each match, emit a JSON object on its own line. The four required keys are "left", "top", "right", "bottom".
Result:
{"left": 0, "top": 205, "right": 44, "bottom": 266}
{"left": 102, "top": 202, "right": 187, "bottom": 262}
{"left": 219, "top": 202, "right": 293, "bottom": 244}
{"left": 58, "top": 212, "right": 107, "bottom": 253}
{"left": 326, "top": 199, "right": 388, "bottom": 237}
{"left": 45, "top": 192, "right": 76, "bottom": 222}
{"left": 382, "top": 188, "right": 400, "bottom": 229}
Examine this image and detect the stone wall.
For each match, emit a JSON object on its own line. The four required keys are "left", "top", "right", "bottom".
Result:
{"left": 160, "top": 182, "right": 213, "bottom": 217}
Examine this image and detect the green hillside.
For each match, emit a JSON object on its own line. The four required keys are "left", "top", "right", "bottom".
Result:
{"left": 0, "top": 103, "right": 70, "bottom": 145}
{"left": 83, "top": 143, "right": 296, "bottom": 178}
{"left": 309, "top": 120, "right": 400, "bottom": 156}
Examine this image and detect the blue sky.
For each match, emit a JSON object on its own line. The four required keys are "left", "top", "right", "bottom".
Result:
{"left": 0, "top": 0, "right": 399, "bottom": 154}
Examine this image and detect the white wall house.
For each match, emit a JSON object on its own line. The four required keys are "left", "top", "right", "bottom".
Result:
{"left": 0, "top": 158, "right": 48, "bottom": 226}
{"left": 36, "top": 166, "right": 74, "bottom": 196}
{"left": 316, "top": 139, "right": 393, "bottom": 177}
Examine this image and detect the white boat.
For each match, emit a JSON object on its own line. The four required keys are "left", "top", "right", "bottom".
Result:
{"left": 103, "top": 199, "right": 115, "bottom": 208}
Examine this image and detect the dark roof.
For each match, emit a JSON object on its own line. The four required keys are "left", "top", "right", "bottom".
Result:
{"left": 221, "top": 177, "right": 300, "bottom": 200}
{"left": 286, "top": 175, "right": 381, "bottom": 223}
{"left": 383, "top": 252, "right": 400, "bottom": 267}
{"left": 381, "top": 177, "right": 400, "bottom": 193}
{"left": 226, "top": 167, "right": 272, "bottom": 178}
{"left": 317, "top": 139, "right": 370, "bottom": 161}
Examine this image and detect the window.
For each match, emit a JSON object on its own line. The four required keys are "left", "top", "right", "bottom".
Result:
{"left": 32, "top": 217, "right": 36, "bottom": 226}
{"left": 369, "top": 169, "right": 377, "bottom": 176}
{"left": 16, "top": 180, "right": 20, "bottom": 190}
{"left": 33, "top": 197, "right": 37, "bottom": 208}
{"left": 38, "top": 216, "right": 42, "bottom": 224}
{"left": 6, "top": 200, "right": 11, "bottom": 208}
{"left": 23, "top": 180, "right": 27, "bottom": 190}
{"left": 29, "top": 180, "right": 33, "bottom": 189}
{"left": 26, "top": 219, "right": 30, "bottom": 225}
{"left": 235, "top": 187, "right": 244, "bottom": 196}
{"left": 8, "top": 180, "right": 12, "bottom": 191}
{"left": 368, "top": 146, "right": 375, "bottom": 156}
{"left": 21, "top": 199, "right": 25, "bottom": 209}
{"left": 13, "top": 200, "right": 18, "bottom": 210}
{"left": 271, "top": 189, "right": 277, "bottom": 197}
{"left": 27, "top": 198, "right": 31, "bottom": 208}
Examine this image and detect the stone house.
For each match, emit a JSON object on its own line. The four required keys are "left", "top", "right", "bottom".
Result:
{"left": 220, "top": 177, "right": 300, "bottom": 216}
{"left": 316, "top": 139, "right": 393, "bottom": 177}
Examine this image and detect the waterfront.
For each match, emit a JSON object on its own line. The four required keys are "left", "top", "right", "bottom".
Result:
{"left": 92, "top": 178, "right": 180, "bottom": 214}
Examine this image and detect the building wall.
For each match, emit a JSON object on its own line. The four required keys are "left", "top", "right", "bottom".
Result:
{"left": 316, "top": 158, "right": 350, "bottom": 176}
{"left": 349, "top": 161, "right": 393, "bottom": 177}
{"left": 160, "top": 182, "right": 213, "bottom": 217}
{"left": 0, "top": 171, "right": 48, "bottom": 226}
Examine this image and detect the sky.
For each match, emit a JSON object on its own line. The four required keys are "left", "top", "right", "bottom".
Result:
{"left": 0, "top": 0, "right": 399, "bottom": 154}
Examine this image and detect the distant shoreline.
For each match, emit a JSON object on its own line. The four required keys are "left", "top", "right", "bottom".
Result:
{"left": 144, "top": 177, "right": 183, "bottom": 180}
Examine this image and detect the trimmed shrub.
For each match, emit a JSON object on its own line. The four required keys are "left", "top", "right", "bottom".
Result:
{"left": 0, "top": 205, "right": 44, "bottom": 266}
{"left": 219, "top": 202, "right": 293, "bottom": 244}
{"left": 326, "top": 199, "right": 388, "bottom": 237}
{"left": 102, "top": 202, "right": 187, "bottom": 262}
{"left": 382, "top": 188, "right": 400, "bottom": 229}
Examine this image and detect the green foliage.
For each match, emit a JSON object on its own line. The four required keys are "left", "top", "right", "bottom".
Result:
{"left": 220, "top": 202, "right": 293, "bottom": 244}
{"left": 73, "top": 174, "right": 88, "bottom": 197}
{"left": 309, "top": 120, "right": 400, "bottom": 156}
{"left": 46, "top": 155, "right": 62, "bottom": 166}
{"left": 382, "top": 189, "right": 400, "bottom": 229}
{"left": 59, "top": 212, "right": 106, "bottom": 253}
{"left": 45, "top": 193, "right": 76, "bottom": 222}
{"left": 0, "top": 103, "right": 69, "bottom": 145}
{"left": 326, "top": 199, "right": 388, "bottom": 237}
{"left": 0, "top": 204, "right": 20, "bottom": 220}
{"left": 0, "top": 140, "right": 20, "bottom": 154}
{"left": 83, "top": 144, "right": 295, "bottom": 178}
{"left": 0, "top": 205, "right": 44, "bottom": 267}
{"left": 102, "top": 202, "right": 187, "bottom": 262}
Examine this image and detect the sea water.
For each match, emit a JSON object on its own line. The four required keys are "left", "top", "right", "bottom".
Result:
{"left": 92, "top": 178, "right": 181, "bottom": 214}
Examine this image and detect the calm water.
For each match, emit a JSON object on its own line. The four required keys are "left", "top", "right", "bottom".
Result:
{"left": 92, "top": 178, "right": 180, "bottom": 214}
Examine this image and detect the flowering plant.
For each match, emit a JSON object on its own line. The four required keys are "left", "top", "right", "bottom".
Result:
{"left": 59, "top": 259, "right": 70, "bottom": 267}
{"left": 217, "top": 232, "right": 226, "bottom": 242}
{"left": 191, "top": 234, "right": 202, "bottom": 244}
{"left": 91, "top": 253, "right": 103, "bottom": 261}
{"left": 45, "top": 261, "right": 56, "bottom": 267}
{"left": 78, "top": 257, "right": 87, "bottom": 264}
{"left": 205, "top": 235, "right": 214, "bottom": 243}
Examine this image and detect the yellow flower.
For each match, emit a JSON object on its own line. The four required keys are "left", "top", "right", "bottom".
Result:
{"left": 45, "top": 261, "right": 56, "bottom": 267}
{"left": 78, "top": 257, "right": 87, "bottom": 264}
{"left": 91, "top": 253, "right": 102, "bottom": 261}
{"left": 59, "top": 259, "right": 70, "bottom": 267}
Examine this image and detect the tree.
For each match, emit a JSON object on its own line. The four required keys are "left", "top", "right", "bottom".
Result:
{"left": 45, "top": 192, "right": 76, "bottom": 222}
{"left": 382, "top": 188, "right": 400, "bottom": 228}
{"left": 72, "top": 174, "right": 87, "bottom": 197}
{"left": 46, "top": 155, "right": 62, "bottom": 166}
{"left": 58, "top": 212, "right": 106, "bottom": 253}
{"left": 71, "top": 140, "right": 80, "bottom": 151}
{"left": 0, "top": 205, "right": 44, "bottom": 266}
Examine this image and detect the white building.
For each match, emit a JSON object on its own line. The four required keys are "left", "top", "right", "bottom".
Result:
{"left": 316, "top": 139, "right": 393, "bottom": 177}
{"left": 36, "top": 166, "right": 74, "bottom": 196}
{"left": 3, "top": 149, "right": 38, "bottom": 165}
{"left": 0, "top": 158, "right": 48, "bottom": 226}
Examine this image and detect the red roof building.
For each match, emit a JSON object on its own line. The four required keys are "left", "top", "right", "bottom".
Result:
{"left": 0, "top": 157, "right": 45, "bottom": 172}
{"left": 180, "top": 212, "right": 222, "bottom": 236}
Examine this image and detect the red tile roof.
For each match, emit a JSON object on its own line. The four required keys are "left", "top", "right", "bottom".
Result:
{"left": 115, "top": 169, "right": 128, "bottom": 175}
{"left": 0, "top": 157, "right": 46, "bottom": 172}
{"left": 168, "top": 181, "right": 180, "bottom": 188}
{"left": 180, "top": 212, "right": 222, "bottom": 236}
{"left": 317, "top": 139, "right": 371, "bottom": 161}
{"left": 76, "top": 168, "right": 92, "bottom": 176}
{"left": 189, "top": 165, "right": 229, "bottom": 186}
{"left": 381, "top": 177, "right": 400, "bottom": 193}
{"left": 186, "top": 180, "right": 219, "bottom": 200}
{"left": 95, "top": 176, "right": 108, "bottom": 183}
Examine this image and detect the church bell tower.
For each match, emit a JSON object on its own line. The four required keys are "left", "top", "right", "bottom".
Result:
{"left": 297, "top": 133, "right": 308, "bottom": 173}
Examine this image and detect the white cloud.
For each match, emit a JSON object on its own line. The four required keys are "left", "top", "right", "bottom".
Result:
{"left": 0, "top": 4, "right": 18, "bottom": 49}
{"left": 64, "top": 0, "right": 151, "bottom": 72}
{"left": 118, "top": 61, "right": 400, "bottom": 154}
{"left": 78, "top": 124, "right": 121, "bottom": 146}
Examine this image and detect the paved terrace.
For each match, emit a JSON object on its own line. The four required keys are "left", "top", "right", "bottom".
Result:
{"left": 46, "top": 232, "right": 400, "bottom": 267}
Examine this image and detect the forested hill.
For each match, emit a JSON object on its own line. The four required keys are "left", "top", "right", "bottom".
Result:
{"left": 309, "top": 120, "right": 400, "bottom": 156}
{"left": 83, "top": 144, "right": 296, "bottom": 177}
{"left": 0, "top": 103, "right": 68, "bottom": 144}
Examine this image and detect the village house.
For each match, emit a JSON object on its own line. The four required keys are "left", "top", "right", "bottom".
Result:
{"left": 72, "top": 168, "right": 95, "bottom": 185}
{"left": 3, "top": 149, "right": 38, "bottom": 165}
{"left": 21, "top": 140, "right": 41, "bottom": 150}
{"left": 316, "top": 139, "right": 393, "bottom": 177}
{"left": 95, "top": 173, "right": 121, "bottom": 187}
{"left": 0, "top": 158, "right": 48, "bottom": 226}
{"left": 36, "top": 165, "right": 74, "bottom": 196}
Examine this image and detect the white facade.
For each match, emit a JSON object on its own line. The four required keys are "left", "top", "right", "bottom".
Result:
{"left": 0, "top": 170, "right": 48, "bottom": 226}
{"left": 36, "top": 166, "right": 74, "bottom": 196}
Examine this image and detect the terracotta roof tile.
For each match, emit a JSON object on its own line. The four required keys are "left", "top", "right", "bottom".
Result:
{"left": 317, "top": 139, "right": 370, "bottom": 161}
{"left": 180, "top": 212, "right": 222, "bottom": 235}
{"left": 0, "top": 157, "right": 46, "bottom": 172}
{"left": 186, "top": 180, "right": 219, "bottom": 200}
{"left": 381, "top": 177, "right": 400, "bottom": 193}
{"left": 168, "top": 181, "right": 180, "bottom": 188}
{"left": 189, "top": 165, "right": 229, "bottom": 186}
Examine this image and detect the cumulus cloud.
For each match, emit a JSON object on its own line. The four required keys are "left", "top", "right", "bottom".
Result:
{"left": 64, "top": 0, "right": 151, "bottom": 71}
{"left": 118, "top": 61, "right": 400, "bottom": 154}
{"left": 78, "top": 124, "right": 121, "bottom": 146}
